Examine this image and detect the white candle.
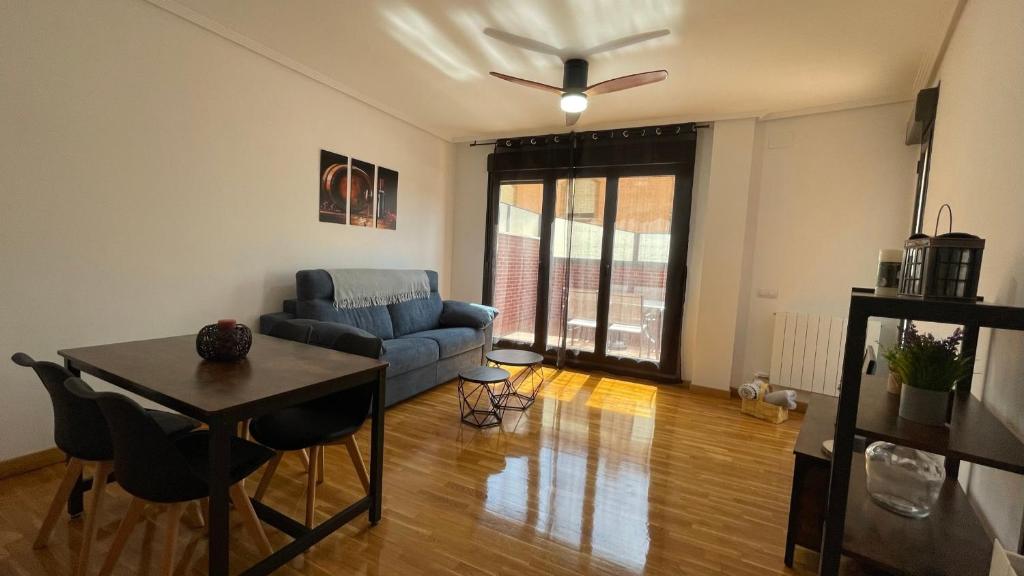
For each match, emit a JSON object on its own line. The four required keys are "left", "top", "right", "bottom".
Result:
{"left": 876, "top": 249, "right": 903, "bottom": 296}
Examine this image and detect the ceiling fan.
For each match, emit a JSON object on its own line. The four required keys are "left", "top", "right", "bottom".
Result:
{"left": 485, "top": 28, "right": 670, "bottom": 127}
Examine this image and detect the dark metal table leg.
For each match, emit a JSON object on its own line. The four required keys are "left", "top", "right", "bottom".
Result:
{"left": 369, "top": 367, "right": 385, "bottom": 524}
{"left": 208, "top": 420, "right": 233, "bottom": 576}
{"left": 819, "top": 308, "right": 869, "bottom": 576}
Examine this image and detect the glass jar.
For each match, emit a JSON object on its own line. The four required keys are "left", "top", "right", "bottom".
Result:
{"left": 864, "top": 441, "right": 945, "bottom": 518}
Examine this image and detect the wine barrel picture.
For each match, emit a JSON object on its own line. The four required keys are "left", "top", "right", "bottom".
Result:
{"left": 319, "top": 149, "right": 349, "bottom": 224}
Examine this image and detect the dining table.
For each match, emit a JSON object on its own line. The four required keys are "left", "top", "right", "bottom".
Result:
{"left": 58, "top": 333, "right": 388, "bottom": 576}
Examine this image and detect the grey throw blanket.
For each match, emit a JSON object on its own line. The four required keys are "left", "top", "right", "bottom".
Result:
{"left": 327, "top": 269, "right": 430, "bottom": 309}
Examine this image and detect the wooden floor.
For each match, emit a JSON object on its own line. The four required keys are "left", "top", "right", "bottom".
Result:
{"left": 0, "top": 368, "right": 826, "bottom": 575}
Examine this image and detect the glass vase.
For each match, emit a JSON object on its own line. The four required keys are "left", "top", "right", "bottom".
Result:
{"left": 864, "top": 441, "right": 945, "bottom": 518}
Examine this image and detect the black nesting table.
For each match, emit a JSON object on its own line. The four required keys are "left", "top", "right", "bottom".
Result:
{"left": 457, "top": 366, "right": 511, "bottom": 428}
{"left": 59, "top": 334, "right": 388, "bottom": 576}
{"left": 485, "top": 349, "right": 545, "bottom": 410}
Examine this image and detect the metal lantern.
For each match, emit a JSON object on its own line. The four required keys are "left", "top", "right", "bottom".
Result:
{"left": 898, "top": 204, "right": 985, "bottom": 300}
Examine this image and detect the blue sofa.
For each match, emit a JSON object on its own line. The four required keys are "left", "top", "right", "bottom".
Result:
{"left": 260, "top": 269, "right": 494, "bottom": 406}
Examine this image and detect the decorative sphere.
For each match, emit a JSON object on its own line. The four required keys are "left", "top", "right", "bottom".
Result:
{"left": 196, "top": 319, "right": 252, "bottom": 361}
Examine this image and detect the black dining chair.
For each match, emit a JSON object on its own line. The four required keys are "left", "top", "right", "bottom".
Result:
{"left": 62, "top": 378, "right": 276, "bottom": 576}
{"left": 249, "top": 321, "right": 374, "bottom": 528}
{"left": 10, "top": 353, "right": 198, "bottom": 576}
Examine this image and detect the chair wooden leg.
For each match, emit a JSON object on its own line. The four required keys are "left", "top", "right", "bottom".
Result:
{"left": 254, "top": 452, "right": 283, "bottom": 502}
{"left": 317, "top": 446, "right": 325, "bottom": 485}
{"left": 305, "top": 446, "right": 320, "bottom": 528}
{"left": 299, "top": 448, "right": 310, "bottom": 469}
{"left": 74, "top": 460, "right": 112, "bottom": 576}
{"left": 343, "top": 436, "right": 371, "bottom": 494}
{"left": 237, "top": 419, "right": 251, "bottom": 441}
{"left": 199, "top": 498, "right": 210, "bottom": 535}
{"left": 186, "top": 500, "right": 204, "bottom": 529}
{"left": 230, "top": 483, "right": 273, "bottom": 557}
{"left": 160, "top": 503, "right": 184, "bottom": 576}
{"left": 34, "top": 457, "right": 84, "bottom": 549}
{"left": 98, "top": 497, "right": 146, "bottom": 576}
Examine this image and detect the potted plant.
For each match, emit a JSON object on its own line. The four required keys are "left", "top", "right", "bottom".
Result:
{"left": 882, "top": 324, "right": 972, "bottom": 426}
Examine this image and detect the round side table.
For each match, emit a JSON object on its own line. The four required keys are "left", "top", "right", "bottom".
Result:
{"left": 485, "top": 349, "right": 545, "bottom": 411}
{"left": 457, "top": 366, "right": 511, "bottom": 428}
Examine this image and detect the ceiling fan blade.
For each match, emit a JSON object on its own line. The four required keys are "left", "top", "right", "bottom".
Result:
{"left": 581, "top": 30, "right": 670, "bottom": 57}
{"left": 484, "top": 28, "right": 564, "bottom": 58}
{"left": 585, "top": 70, "right": 668, "bottom": 96}
{"left": 490, "top": 72, "right": 563, "bottom": 95}
{"left": 565, "top": 112, "right": 581, "bottom": 127}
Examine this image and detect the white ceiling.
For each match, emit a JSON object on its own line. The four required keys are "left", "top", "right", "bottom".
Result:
{"left": 165, "top": 0, "right": 960, "bottom": 141}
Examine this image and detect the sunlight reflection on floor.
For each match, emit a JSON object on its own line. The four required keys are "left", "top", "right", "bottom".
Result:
{"left": 536, "top": 368, "right": 587, "bottom": 402}
{"left": 585, "top": 378, "right": 657, "bottom": 418}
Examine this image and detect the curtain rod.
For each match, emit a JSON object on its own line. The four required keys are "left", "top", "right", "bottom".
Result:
{"left": 469, "top": 122, "right": 712, "bottom": 147}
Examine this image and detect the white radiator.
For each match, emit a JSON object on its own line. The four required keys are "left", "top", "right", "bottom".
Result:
{"left": 770, "top": 312, "right": 848, "bottom": 396}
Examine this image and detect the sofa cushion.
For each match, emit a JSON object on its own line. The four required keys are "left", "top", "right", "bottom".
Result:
{"left": 309, "top": 322, "right": 383, "bottom": 359}
{"left": 440, "top": 301, "right": 498, "bottom": 329}
{"left": 388, "top": 293, "right": 442, "bottom": 337}
{"left": 401, "top": 327, "right": 483, "bottom": 359}
{"left": 382, "top": 337, "right": 439, "bottom": 376}
{"left": 295, "top": 300, "right": 394, "bottom": 340}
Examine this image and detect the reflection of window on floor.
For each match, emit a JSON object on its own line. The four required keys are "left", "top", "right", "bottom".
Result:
{"left": 483, "top": 373, "right": 653, "bottom": 571}
{"left": 493, "top": 182, "right": 542, "bottom": 344}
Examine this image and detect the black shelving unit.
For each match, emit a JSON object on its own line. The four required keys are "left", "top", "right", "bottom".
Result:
{"left": 819, "top": 290, "right": 1024, "bottom": 575}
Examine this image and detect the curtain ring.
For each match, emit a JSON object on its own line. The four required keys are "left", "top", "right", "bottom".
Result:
{"left": 640, "top": 129, "right": 646, "bottom": 136}
{"left": 622, "top": 130, "right": 629, "bottom": 138}
{"left": 505, "top": 140, "right": 512, "bottom": 147}
{"left": 655, "top": 127, "right": 662, "bottom": 135}
{"left": 553, "top": 136, "right": 559, "bottom": 143}
{"left": 675, "top": 126, "right": 681, "bottom": 134}
{"left": 591, "top": 133, "right": 598, "bottom": 140}
{"left": 530, "top": 138, "right": 536, "bottom": 145}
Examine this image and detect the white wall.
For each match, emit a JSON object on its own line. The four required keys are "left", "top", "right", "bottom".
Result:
{"left": 679, "top": 127, "right": 714, "bottom": 382}
{"left": 0, "top": 0, "right": 454, "bottom": 460}
{"left": 689, "top": 119, "right": 757, "bottom": 390}
{"left": 923, "top": 0, "right": 1024, "bottom": 547}
{"left": 735, "top": 103, "right": 918, "bottom": 386}
{"left": 449, "top": 144, "right": 491, "bottom": 303}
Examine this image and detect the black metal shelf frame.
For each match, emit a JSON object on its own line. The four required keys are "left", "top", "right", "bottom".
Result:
{"left": 819, "top": 290, "right": 1024, "bottom": 576}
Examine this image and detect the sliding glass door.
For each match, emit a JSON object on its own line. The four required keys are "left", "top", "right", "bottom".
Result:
{"left": 486, "top": 166, "right": 690, "bottom": 380}
{"left": 605, "top": 174, "right": 676, "bottom": 364}
{"left": 491, "top": 180, "right": 544, "bottom": 345}
{"left": 547, "top": 176, "right": 607, "bottom": 353}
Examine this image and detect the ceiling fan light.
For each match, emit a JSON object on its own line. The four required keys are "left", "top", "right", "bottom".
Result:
{"left": 560, "top": 92, "right": 588, "bottom": 113}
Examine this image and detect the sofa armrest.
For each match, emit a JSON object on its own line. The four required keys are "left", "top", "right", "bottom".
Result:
{"left": 440, "top": 300, "right": 498, "bottom": 329}
{"left": 308, "top": 321, "right": 383, "bottom": 359}
{"left": 259, "top": 312, "right": 296, "bottom": 335}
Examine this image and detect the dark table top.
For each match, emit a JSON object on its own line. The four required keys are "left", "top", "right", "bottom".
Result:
{"left": 460, "top": 366, "right": 511, "bottom": 384}
{"left": 59, "top": 334, "right": 387, "bottom": 421}
{"left": 486, "top": 349, "right": 543, "bottom": 366}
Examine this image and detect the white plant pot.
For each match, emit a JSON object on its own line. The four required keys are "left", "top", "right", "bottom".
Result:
{"left": 898, "top": 385, "right": 950, "bottom": 426}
